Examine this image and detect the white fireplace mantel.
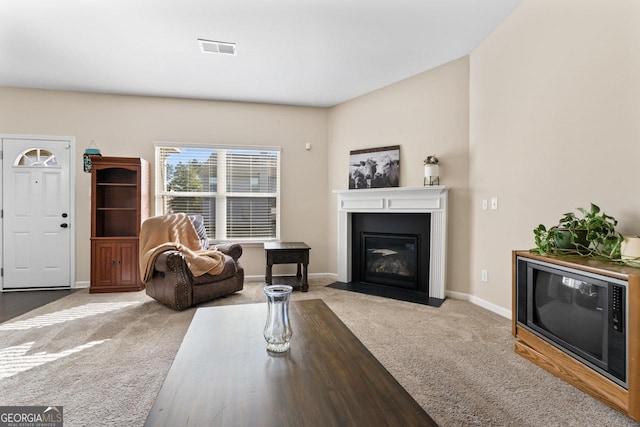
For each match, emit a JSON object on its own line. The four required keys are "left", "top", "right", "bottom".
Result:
{"left": 334, "top": 186, "right": 448, "bottom": 300}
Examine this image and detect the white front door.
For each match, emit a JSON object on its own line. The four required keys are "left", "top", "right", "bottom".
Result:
{"left": 2, "top": 137, "right": 73, "bottom": 289}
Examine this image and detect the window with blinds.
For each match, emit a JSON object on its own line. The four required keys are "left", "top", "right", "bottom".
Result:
{"left": 155, "top": 144, "right": 280, "bottom": 242}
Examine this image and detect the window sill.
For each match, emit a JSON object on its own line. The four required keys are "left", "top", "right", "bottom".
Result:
{"left": 210, "top": 240, "right": 276, "bottom": 248}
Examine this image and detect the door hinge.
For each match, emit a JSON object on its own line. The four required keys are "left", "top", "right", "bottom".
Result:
{"left": 0, "top": 150, "right": 3, "bottom": 159}
{"left": 1, "top": 268, "right": 3, "bottom": 277}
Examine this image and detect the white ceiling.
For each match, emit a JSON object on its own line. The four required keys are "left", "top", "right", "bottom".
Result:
{"left": 0, "top": 0, "right": 524, "bottom": 108}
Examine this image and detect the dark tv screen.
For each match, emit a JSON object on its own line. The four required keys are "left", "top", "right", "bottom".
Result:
{"left": 532, "top": 270, "right": 604, "bottom": 359}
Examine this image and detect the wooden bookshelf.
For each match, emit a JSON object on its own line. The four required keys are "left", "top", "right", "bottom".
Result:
{"left": 90, "top": 157, "right": 149, "bottom": 293}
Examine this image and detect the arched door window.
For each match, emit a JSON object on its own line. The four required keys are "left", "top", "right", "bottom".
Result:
{"left": 14, "top": 148, "right": 59, "bottom": 167}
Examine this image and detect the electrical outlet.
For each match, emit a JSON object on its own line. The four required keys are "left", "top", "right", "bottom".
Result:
{"left": 490, "top": 197, "right": 498, "bottom": 210}
{"left": 482, "top": 199, "right": 488, "bottom": 210}
{"left": 481, "top": 269, "right": 488, "bottom": 282}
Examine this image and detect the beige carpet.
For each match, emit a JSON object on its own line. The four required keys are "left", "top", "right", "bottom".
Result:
{"left": 0, "top": 279, "right": 637, "bottom": 426}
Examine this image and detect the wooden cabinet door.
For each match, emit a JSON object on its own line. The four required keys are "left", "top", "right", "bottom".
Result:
{"left": 91, "top": 239, "right": 141, "bottom": 291}
{"left": 114, "top": 241, "right": 138, "bottom": 286}
{"left": 92, "top": 241, "right": 117, "bottom": 287}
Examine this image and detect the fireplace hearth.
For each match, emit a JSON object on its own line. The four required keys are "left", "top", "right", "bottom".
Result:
{"left": 332, "top": 186, "right": 448, "bottom": 307}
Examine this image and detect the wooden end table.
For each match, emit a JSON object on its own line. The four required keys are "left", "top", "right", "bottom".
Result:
{"left": 264, "top": 242, "right": 311, "bottom": 292}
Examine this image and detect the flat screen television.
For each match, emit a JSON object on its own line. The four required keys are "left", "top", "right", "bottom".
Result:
{"left": 516, "top": 256, "right": 627, "bottom": 388}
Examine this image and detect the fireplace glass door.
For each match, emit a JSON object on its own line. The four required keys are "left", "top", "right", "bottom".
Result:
{"left": 361, "top": 233, "right": 418, "bottom": 289}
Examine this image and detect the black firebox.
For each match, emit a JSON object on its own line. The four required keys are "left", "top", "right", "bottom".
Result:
{"left": 361, "top": 233, "right": 419, "bottom": 289}
{"left": 350, "top": 212, "right": 432, "bottom": 300}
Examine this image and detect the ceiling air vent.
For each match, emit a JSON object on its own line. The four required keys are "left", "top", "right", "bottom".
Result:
{"left": 198, "top": 39, "right": 236, "bottom": 56}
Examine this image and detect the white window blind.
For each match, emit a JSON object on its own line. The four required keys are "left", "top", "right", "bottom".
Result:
{"left": 155, "top": 144, "right": 280, "bottom": 242}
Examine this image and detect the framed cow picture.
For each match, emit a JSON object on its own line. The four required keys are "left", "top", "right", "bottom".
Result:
{"left": 348, "top": 145, "right": 400, "bottom": 189}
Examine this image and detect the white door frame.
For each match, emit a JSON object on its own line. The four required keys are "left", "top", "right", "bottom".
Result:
{"left": 0, "top": 134, "right": 76, "bottom": 291}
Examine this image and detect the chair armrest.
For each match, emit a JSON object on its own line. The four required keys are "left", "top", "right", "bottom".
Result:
{"left": 147, "top": 250, "right": 193, "bottom": 311}
{"left": 153, "top": 250, "right": 187, "bottom": 273}
{"left": 213, "top": 243, "right": 243, "bottom": 260}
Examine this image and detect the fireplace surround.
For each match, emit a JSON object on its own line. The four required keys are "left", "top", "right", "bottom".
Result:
{"left": 334, "top": 186, "right": 448, "bottom": 304}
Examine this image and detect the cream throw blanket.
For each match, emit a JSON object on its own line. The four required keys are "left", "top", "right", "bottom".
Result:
{"left": 139, "top": 213, "right": 225, "bottom": 283}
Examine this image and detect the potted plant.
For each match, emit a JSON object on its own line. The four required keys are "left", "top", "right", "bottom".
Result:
{"left": 423, "top": 155, "right": 439, "bottom": 186}
{"left": 533, "top": 203, "right": 623, "bottom": 259}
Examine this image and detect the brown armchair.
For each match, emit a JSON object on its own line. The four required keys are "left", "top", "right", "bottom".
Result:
{"left": 141, "top": 214, "right": 244, "bottom": 310}
{"left": 145, "top": 243, "right": 244, "bottom": 310}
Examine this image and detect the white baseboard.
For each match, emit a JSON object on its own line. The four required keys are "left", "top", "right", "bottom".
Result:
{"left": 245, "top": 273, "right": 337, "bottom": 282}
{"left": 118, "top": 271, "right": 510, "bottom": 319}
{"left": 447, "top": 290, "right": 512, "bottom": 320}
{"left": 74, "top": 281, "right": 90, "bottom": 289}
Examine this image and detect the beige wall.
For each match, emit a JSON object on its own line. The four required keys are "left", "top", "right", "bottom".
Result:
{"left": 327, "top": 57, "right": 471, "bottom": 295}
{"left": 0, "top": 88, "right": 330, "bottom": 283}
{"left": 469, "top": 0, "right": 640, "bottom": 310}
{"left": 3, "top": 0, "right": 638, "bottom": 313}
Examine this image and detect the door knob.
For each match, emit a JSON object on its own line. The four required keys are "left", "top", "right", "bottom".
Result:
{"left": 60, "top": 223, "right": 69, "bottom": 228}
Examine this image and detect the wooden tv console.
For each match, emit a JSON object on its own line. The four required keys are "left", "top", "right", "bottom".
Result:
{"left": 512, "top": 251, "right": 640, "bottom": 422}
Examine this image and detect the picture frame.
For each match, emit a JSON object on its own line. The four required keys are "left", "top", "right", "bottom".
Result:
{"left": 349, "top": 145, "right": 400, "bottom": 189}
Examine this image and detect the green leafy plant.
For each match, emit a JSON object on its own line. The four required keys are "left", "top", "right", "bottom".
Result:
{"left": 533, "top": 203, "right": 623, "bottom": 260}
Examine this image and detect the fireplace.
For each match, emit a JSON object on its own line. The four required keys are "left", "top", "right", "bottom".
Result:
{"left": 352, "top": 212, "right": 430, "bottom": 296}
{"left": 333, "top": 186, "right": 447, "bottom": 306}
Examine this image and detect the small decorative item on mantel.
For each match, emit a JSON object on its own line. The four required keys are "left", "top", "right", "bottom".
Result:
{"left": 424, "top": 155, "right": 439, "bottom": 186}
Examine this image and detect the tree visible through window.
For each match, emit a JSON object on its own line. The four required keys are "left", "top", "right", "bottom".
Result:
{"left": 156, "top": 144, "right": 280, "bottom": 242}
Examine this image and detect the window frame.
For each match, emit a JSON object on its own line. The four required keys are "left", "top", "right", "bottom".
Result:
{"left": 154, "top": 141, "right": 281, "bottom": 243}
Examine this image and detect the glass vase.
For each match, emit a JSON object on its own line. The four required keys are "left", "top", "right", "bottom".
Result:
{"left": 263, "top": 284, "right": 293, "bottom": 353}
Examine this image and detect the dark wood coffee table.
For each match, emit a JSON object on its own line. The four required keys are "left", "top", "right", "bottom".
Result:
{"left": 144, "top": 299, "right": 437, "bottom": 427}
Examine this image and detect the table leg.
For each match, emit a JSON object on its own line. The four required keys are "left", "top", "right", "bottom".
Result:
{"left": 302, "top": 262, "right": 309, "bottom": 292}
{"left": 266, "top": 263, "right": 273, "bottom": 285}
